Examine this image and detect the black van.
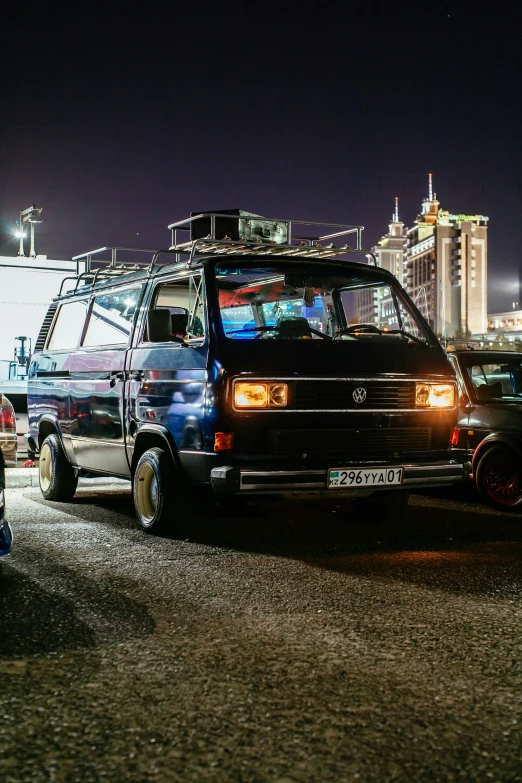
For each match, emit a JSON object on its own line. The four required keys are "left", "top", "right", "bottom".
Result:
{"left": 28, "top": 212, "right": 467, "bottom": 533}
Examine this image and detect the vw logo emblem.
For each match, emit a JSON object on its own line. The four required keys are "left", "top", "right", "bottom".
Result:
{"left": 352, "top": 387, "right": 367, "bottom": 404}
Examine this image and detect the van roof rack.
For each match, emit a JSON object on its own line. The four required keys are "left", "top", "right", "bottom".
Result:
{"left": 165, "top": 212, "right": 373, "bottom": 271}
{"left": 59, "top": 214, "right": 375, "bottom": 297}
{"left": 59, "top": 246, "right": 168, "bottom": 296}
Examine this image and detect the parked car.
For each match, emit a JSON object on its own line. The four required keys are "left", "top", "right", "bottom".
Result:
{"left": 448, "top": 349, "right": 522, "bottom": 511}
{"left": 28, "top": 211, "right": 467, "bottom": 534}
{"left": 0, "top": 394, "right": 17, "bottom": 467}
{"left": 0, "top": 450, "right": 13, "bottom": 556}
{"left": 0, "top": 381, "right": 30, "bottom": 456}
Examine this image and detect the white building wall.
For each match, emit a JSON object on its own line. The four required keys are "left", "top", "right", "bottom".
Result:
{"left": 0, "top": 256, "right": 82, "bottom": 378}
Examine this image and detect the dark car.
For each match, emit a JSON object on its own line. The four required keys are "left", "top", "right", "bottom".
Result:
{"left": 0, "top": 450, "right": 13, "bottom": 556}
{"left": 27, "top": 212, "right": 467, "bottom": 534}
{"left": 448, "top": 350, "right": 522, "bottom": 511}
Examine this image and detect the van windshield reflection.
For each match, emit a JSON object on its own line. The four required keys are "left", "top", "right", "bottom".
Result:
{"left": 215, "top": 263, "right": 432, "bottom": 345}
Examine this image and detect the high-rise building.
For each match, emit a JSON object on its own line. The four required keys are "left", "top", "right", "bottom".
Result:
{"left": 403, "top": 175, "right": 488, "bottom": 337}
{"left": 355, "top": 199, "right": 407, "bottom": 325}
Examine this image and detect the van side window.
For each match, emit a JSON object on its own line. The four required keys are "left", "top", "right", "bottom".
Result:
{"left": 47, "top": 300, "right": 89, "bottom": 350}
{"left": 83, "top": 288, "right": 142, "bottom": 348}
{"left": 145, "top": 276, "right": 205, "bottom": 343}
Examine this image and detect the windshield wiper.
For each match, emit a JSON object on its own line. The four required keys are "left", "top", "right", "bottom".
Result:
{"left": 335, "top": 324, "right": 430, "bottom": 347}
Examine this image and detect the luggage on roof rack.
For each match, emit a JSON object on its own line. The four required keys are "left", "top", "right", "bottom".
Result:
{"left": 190, "top": 209, "right": 288, "bottom": 244}
{"left": 167, "top": 211, "right": 371, "bottom": 268}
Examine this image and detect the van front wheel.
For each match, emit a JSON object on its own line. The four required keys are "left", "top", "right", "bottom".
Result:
{"left": 39, "top": 434, "right": 78, "bottom": 501}
{"left": 133, "top": 447, "right": 190, "bottom": 535}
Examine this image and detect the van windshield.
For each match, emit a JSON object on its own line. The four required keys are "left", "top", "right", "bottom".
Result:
{"left": 214, "top": 262, "right": 433, "bottom": 345}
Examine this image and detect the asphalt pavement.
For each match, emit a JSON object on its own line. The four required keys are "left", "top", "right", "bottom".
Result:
{"left": 1, "top": 483, "right": 522, "bottom": 783}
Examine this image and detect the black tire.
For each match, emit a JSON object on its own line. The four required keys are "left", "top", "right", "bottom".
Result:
{"left": 133, "top": 447, "right": 190, "bottom": 534}
{"left": 476, "top": 445, "right": 522, "bottom": 512}
{"left": 352, "top": 489, "right": 410, "bottom": 525}
{"left": 39, "top": 434, "right": 78, "bottom": 501}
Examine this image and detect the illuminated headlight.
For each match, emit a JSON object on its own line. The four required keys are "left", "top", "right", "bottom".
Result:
{"left": 415, "top": 383, "right": 455, "bottom": 408}
{"left": 234, "top": 382, "right": 288, "bottom": 409}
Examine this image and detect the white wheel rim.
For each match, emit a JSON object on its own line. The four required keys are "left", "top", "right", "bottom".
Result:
{"left": 135, "top": 461, "right": 159, "bottom": 525}
{"left": 39, "top": 443, "right": 53, "bottom": 492}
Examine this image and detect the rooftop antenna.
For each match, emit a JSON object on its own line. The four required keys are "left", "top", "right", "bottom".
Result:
{"left": 428, "top": 173, "right": 433, "bottom": 201}
{"left": 394, "top": 196, "right": 399, "bottom": 223}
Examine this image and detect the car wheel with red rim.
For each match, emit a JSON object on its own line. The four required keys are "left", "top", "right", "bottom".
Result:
{"left": 476, "top": 445, "right": 522, "bottom": 512}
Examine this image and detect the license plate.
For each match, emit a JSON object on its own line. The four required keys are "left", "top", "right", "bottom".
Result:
{"left": 328, "top": 466, "right": 404, "bottom": 489}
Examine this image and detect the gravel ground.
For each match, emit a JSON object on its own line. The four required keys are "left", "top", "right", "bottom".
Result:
{"left": 1, "top": 483, "right": 522, "bottom": 783}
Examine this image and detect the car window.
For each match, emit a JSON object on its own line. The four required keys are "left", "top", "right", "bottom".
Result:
{"left": 465, "top": 361, "right": 522, "bottom": 400}
{"left": 83, "top": 287, "right": 142, "bottom": 348}
{"left": 144, "top": 276, "right": 205, "bottom": 343}
{"left": 47, "top": 300, "right": 89, "bottom": 350}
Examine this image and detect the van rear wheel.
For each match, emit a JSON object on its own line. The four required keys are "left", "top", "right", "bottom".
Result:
{"left": 133, "top": 447, "right": 190, "bottom": 535}
{"left": 351, "top": 489, "right": 410, "bottom": 526}
{"left": 39, "top": 434, "right": 78, "bottom": 501}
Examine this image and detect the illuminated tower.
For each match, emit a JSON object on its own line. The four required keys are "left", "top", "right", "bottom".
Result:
{"left": 403, "top": 174, "right": 488, "bottom": 337}
{"left": 371, "top": 197, "right": 406, "bottom": 283}
{"left": 357, "top": 198, "right": 407, "bottom": 324}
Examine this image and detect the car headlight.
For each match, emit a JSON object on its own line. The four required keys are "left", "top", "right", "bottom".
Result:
{"left": 234, "top": 382, "right": 288, "bottom": 408}
{"left": 415, "top": 382, "right": 455, "bottom": 408}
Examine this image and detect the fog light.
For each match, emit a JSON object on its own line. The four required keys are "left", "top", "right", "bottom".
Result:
{"left": 268, "top": 383, "right": 288, "bottom": 407}
{"left": 415, "top": 383, "right": 431, "bottom": 407}
{"left": 214, "top": 432, "right": 234, "bottom": 451}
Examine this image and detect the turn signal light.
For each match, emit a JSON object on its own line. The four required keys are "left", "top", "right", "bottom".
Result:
{"left": 415, "top": 383, "right": 455, "bottom": 408}
{"left": 450, "top": 427, "right": 460, "bottom": 447}
{"left": 214, "top": 432, "right": 234, "bottom": 451}
{"left": 234, "top": 382, "right": 288, "bottom": 409}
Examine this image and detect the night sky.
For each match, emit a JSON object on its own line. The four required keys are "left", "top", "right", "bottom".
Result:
{"left": 1, "top": 4, "right": 520, "bottom": 312}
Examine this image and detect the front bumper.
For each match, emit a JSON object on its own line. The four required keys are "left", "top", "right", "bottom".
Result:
{"left": 211, "top": 459, "right": 471, "bottom": 494}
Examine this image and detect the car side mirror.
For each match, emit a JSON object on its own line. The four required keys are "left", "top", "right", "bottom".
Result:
{"left": 459, "top": 393, "right": 471, "bottom": 409}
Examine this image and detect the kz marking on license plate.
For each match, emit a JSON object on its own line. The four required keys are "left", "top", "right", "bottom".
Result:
{"left": 328, "top": 467, "right": 404, "bottom": 489}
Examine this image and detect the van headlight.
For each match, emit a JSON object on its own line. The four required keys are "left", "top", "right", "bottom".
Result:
{"left": 415, "top": 382, "right": 455, "bottom": 408}
{"left": 234, "top": 382, "right": 288, "bottom": 409}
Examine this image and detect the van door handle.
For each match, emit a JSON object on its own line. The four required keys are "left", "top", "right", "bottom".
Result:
{"left": 109, "top": 371, "right": 125, "bottom": 387}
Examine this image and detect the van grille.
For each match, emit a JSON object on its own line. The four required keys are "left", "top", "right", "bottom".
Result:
{"left": 270, "top": 428, "right": 431, "bottom": 458}
{"left": 294, "top": 380, "right": 416, "bottom": 410}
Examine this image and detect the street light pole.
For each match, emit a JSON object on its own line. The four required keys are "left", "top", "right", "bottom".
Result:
{"left": 16, "top": 204, "right": 43, "bottom": 257}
